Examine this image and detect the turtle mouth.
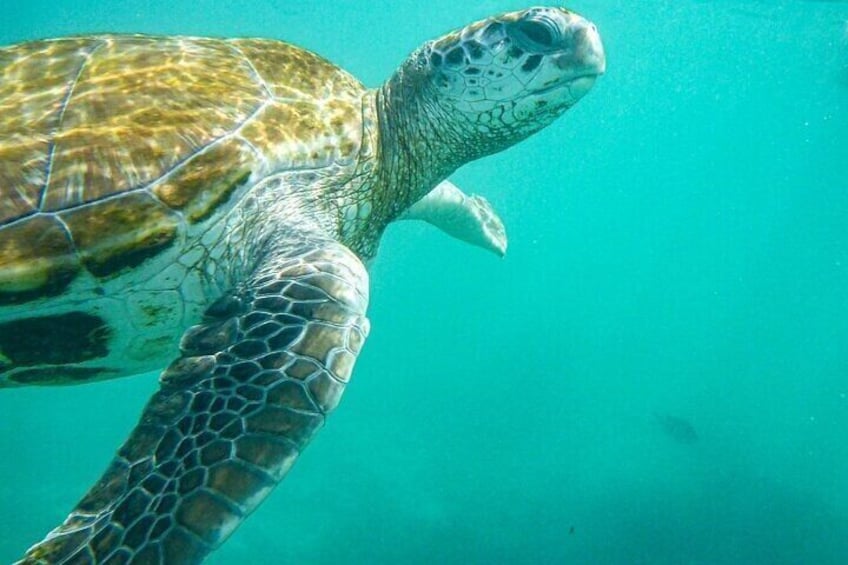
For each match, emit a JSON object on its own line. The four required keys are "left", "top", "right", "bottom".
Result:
{"left": 529, "top": 73, "right": 600, "bottom": 99}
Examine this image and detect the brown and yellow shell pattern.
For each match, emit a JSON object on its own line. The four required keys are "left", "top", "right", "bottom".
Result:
{"left": 0, "top": 34, "right": 364, "bottom": 305}
{"left": 0, "top": 34, "right": 366, "bottom": 386}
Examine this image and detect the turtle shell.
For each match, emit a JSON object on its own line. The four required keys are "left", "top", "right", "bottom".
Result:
{"left": 0, "top": 34, "right": 364, "bottom": 305}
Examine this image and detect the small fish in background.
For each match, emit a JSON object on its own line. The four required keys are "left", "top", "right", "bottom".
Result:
{"left": 654, "top": 413, "right": 699, "bottom": 445}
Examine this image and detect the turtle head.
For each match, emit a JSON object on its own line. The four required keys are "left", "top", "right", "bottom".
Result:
{"left": 399, "top": 7, "right": 605, "bottom": 160}
{"left": 373, "top": 7, "right": 604, "bottom": 220}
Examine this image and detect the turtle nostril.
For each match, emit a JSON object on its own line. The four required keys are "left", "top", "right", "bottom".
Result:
{"left": 511, "top": 19, "right": 557, "bottom": 51}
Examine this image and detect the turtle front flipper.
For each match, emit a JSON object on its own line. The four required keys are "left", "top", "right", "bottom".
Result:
{"left": 399, "top": 180, "right": 507, "bottom": 257}
{"left": 20, "top": 226, "right": 370, "bottom": 564}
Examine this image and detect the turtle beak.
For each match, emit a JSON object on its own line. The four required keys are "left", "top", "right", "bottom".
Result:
{"left": 558, "top": 14, "right": 606, "bottom": 78}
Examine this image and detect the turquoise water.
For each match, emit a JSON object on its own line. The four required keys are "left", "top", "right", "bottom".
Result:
{"left": 1, "top": 0, "right": 847, "bottom": 563}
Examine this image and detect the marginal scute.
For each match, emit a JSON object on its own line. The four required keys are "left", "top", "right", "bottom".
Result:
{"left": 0, "top": 215, "right": 79, "bottom": 304}
{"left": 59, "top": 192, "right": 181, "bottom": 278}
{"left": 152, "top": 138, "right": 255, "bottom": 223}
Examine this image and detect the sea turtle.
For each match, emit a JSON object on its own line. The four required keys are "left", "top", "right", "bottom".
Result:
{"left": 0, "top": 6, "right": 605, "bottom": 563}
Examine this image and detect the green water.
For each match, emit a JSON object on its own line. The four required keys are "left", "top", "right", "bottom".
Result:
{"left": 1, "top": 1, "right": 847, "bottom": 563}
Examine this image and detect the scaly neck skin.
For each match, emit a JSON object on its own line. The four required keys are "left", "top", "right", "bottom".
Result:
{"left": 342, "top": 52, "right": 481, "bottom": 260}
{"left": 369, "top": 56, "right": 465, "bottom": 224}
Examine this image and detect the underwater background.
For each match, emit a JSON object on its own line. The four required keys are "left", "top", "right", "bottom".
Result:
{"left": 1, "top": 0, "right": 846, "bottom": 563}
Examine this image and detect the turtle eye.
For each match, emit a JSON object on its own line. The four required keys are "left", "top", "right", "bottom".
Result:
{"left": 509, "top": 19, "right": 559, "bottom": 52}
